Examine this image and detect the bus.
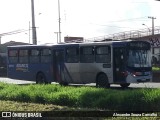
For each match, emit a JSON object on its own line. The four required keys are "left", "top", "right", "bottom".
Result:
{"left": 7, "top": 40, "right": 152, "bottom": 88}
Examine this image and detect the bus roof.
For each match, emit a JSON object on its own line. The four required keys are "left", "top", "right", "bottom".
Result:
{"left": 7, "top": 39, "right": 135, "bottom": 49}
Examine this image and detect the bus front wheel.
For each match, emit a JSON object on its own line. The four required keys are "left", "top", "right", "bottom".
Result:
{"left": 36, "top": 72, "right": 47, "bottom": 84}
{"left": 120, "top": 83, "right": 130, "bottom": 88}
{"left": 96, "top": 73, "right": 110, "bottom": 88}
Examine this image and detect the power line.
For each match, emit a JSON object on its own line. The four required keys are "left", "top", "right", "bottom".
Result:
{"left": 0, "top": 29, "right": 29, "bottom": 44}
{"left": 0, "top": 29, "right": 28, "bottom": 36}
{"left": 89, "top": 23, "right": 131, "bottom": 29}
{"left": 103, "top": 16, "right": 148, "bottom": 23}
{"left": 89, "top": 16, "right": 150, "bottom": 29}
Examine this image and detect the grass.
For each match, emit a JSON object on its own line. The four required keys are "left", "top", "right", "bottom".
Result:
{"left": 0, "top": 82, "right": 160, "bottom": 112}
{"left": 1, "top": 82, "right": 160, "bottom": 119}
{"left": 0, "top": 100, "right": 69, "bottom": 111}
{"left": 152, "top": 67, "right": 160, "bottom": 71}
{"left": 0, "top": 100, "right": 159, "bottom": 120}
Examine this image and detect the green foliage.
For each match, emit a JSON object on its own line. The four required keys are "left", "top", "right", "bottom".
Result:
{"left": 152, "top": 67, "right": 160, "bottom": 71}
{"left": 0, "top": 82, "right": 160, "bottom": 111}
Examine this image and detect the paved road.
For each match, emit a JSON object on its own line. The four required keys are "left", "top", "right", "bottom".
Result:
{"left": 0, "top": 77, "right": 160, "bottom": 88}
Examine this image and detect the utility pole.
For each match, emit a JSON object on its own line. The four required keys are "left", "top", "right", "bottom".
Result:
{"left": 148, "top": 16, "right": 156, "bottom": 35}
{"left": 31, "top": 0, "right": 37, "bottom": 45}
{"left": 29, "top": 21, "right": 31, "bottom": 44}
{"left": 148, "top": 16, "right": 156, "bottom": 55}
{"left": 58, "top": 0, "right": 61, "bottom": 43}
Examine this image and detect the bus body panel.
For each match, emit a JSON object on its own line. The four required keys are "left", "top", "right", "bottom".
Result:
{"left": 64, "top": 63, "right": 81, "bottom": 84}
{"left": 126, "top": 73, "right": 152, "bottom": 83}
{"left": 7, "top": 40, "right": 152, "bottom": 86}
{"left": 8, "top": 63, "right": 53, "bottom": 82}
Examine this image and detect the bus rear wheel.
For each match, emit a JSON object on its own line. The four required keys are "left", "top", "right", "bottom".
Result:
{"left": 120, "top": 83, "right": 130, "bottom": 88}
{"left": 96, "top": 73, "right": 110, "bottom": 88}
{"left": 36, "top": 72, "right": 47, "bottom": 84}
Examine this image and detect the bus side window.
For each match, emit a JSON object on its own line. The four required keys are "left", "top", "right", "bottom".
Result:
{"left": 19, "top": 50, "right": 29, "bottom": 63}
{"left": 29, "top": 49, "right": 40, "bottom": 63}
{"left": 80, "top": 46, "right": 94, "bottom": 63}
{"left": 8, "top": 50, "right": 18, "bottom": 63}
{"left": 41, "top": 49, "right": 51, "bottom": 63}
{"left": 95, "top": 46, "right": 111, "bottom": 63}
{"left": 66, "top": 47, "right": 79, "bottom": 63}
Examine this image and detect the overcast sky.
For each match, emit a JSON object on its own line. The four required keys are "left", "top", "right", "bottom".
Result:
{"left": 0, "top": 0, "right": 160, "bottom": 44}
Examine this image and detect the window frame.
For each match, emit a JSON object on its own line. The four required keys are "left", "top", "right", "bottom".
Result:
{"left": 66, "top": 47, "right": 79, "bottom": 63}
{"left": 19, "top": 49, "right": 29, "bottom": 63}
{"left": 8, "top": 49, "right": 18, "bottom": 64}
{"left": 29, "top": 49, "right": 40, "bottom": 63}
{"left": 40, "top": 48, "right": 52, "bottom": 63}
{"left": 95, "top": 45, "right": 111, "bottom": 63}
{"left": 80, "top": 46, "right": 95, "bottom": 63}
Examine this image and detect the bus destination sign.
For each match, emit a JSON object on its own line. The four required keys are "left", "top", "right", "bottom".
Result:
{"left": 128, "top": 41, "right": 150, "bottom": 49}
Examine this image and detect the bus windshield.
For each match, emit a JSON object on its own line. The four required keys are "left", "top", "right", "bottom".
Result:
{"left": 127, "top": 49, "right": 151, "bottom": 68}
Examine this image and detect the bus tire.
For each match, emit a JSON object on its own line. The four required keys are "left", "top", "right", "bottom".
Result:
{"left": 96, "top": 73, "right": 110, "bottom": 88}
{"left": 120, "top": 83, "right": 130, "bottom": 88}
{"left": 36, "top": 72, "right": 46, "bottom": 84}
{"left": 59, "top": 81, "right": 68, "bottom": 86}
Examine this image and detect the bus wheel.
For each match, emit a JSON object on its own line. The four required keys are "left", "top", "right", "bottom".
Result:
{"left": 96, "top": 73, "right": 110, "bottom": 88}
{"left": 120, "top": 83, "right": 130, "bottom": 88}
{"left": 59, "top": 81, "right": 68, "bottom": 86}
{"left": 36, "top": 72, "right": 46, "bottom": 84}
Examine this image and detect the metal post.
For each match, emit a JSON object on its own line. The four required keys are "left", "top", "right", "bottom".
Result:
{"left": 31, "top": 0, "right": 37, "bottom": 45}
{"left": 148, "top": 16, "right": 156, "bottom": 55}
{"left": 148, "top": 16, "right": 156, "bottom": 35}
{"left": 29, "top": 21, "right": 31, "bottom": 44}
{"left": 58, "top": 0, "right": 61, "bottom": 43}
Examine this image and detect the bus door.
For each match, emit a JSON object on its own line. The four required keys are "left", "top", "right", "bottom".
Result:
{"left": 113, "top": 47, "right": 126, "bottom": 83}
{"left": 53, "top": 49, "right": 65, "bottom": 83}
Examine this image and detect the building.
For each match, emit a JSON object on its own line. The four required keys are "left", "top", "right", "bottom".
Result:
{"left": 64, "top": 36, "right": 83, "bottom": 43}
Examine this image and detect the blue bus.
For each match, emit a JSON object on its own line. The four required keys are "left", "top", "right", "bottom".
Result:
{"left": 7, "top": 40, "right": 152, "bottom": 87}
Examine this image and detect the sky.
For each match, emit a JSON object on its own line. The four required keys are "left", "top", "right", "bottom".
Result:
{"left": 0, "top": 0, "right": 160, "bottom": 44}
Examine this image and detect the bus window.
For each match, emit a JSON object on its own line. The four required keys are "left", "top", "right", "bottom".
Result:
{"left": 29, "top": 49, "right": 40, "bottom": 63}
{"left": 19, "top": 50, "right": 29, "bottom": 63}
{"left": 41, "top": 49, "right": 51, "bottom": 63}
{"left": 66, "top": 47, "right": 79, "bottom": 63}
{"left": 8, "top": 50, "right": 18, "bottom": 63}
{"left": 95, "top": 46, "right": 111, "bottom": 63}
{"left": 80, "top": 47, "right": 94, "bottom": 63}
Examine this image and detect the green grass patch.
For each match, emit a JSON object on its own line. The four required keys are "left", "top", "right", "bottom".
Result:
{"left": 152, "top": 67, "right": 160, "bottom": 71}
{"left": 0, "top": 100, "right": 159, "bottom": 120}
{"left": 0, "top": 82, "right": 160, "bottom": 111}
{"left": 0, "top": 100, "right": 69, "bottom": 111}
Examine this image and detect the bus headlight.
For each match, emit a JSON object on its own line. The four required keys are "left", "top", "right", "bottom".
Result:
{"left": 131, "top": 72, "right": 142, "bottom": 77}
{"left": 121, "top": 71, "right": 128, "bottom": 77}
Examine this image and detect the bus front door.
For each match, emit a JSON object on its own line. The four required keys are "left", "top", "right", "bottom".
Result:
{"left": 113, "top": 47, "right": 126, "bottom": 83}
